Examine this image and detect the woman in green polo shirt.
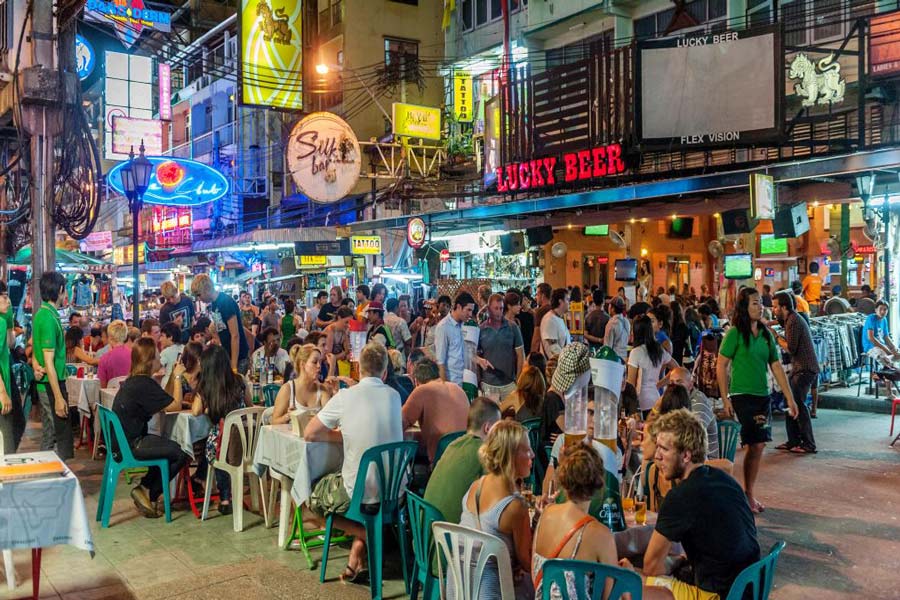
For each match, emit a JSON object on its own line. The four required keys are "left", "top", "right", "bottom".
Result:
{"left": 716, "top": 287, "right": 798, "bottom": 514}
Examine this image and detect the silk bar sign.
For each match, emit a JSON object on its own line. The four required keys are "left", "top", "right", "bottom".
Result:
{"left": 496, "top": 143, "right": 625, "bottom": 193}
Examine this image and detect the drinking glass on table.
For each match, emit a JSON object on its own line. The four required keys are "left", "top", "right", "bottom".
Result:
{"left": 622, "top": 496, "right": 635, "bottom": 513}
{"left": 634, "top": 494, "right": 647, "bottom": 525}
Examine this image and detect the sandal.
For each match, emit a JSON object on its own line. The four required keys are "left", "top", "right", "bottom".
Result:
{"left": 790, "top": 446, "right": 816, "bottom": 454}
{"left": 774, "top": 443, "right": 795, "bottom": 451}
{"left": 748, "top": 499, "right": 766, "bottom": 514}
{"left": 340, "top": 563, "right": 366, "bottom": 583}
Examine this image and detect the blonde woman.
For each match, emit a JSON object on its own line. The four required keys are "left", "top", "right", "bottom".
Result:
{"left": 272, "top": 344, "right": 332, "bottom": 425}
{"left": 454, "top": 420, "right": 535, "bottom": 600}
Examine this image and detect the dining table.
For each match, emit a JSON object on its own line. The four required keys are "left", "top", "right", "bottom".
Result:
{"left": 65, "top": 376, "right": 102, "bottom": 416}
{"left": 160, "top": 411, "right": 213, "bottom": 458}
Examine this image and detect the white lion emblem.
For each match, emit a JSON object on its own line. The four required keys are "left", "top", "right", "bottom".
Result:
{"left": 789, "top": 53, "right": 846, "bottom": 107}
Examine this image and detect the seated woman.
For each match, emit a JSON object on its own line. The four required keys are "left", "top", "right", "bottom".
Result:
{"left": 272, "top": 344, "right": 331, "bottom": 425}
{"left": 166, "top": 341, "right": 203, "bottom": 408}
{"left": 498, "top": 365, "right": 545, "bottom": 421}
{"left": 190, "top": 345, "right": 246, "bottom": 515}
{"left": 65, "top": 327, "right": 99, "bottom": 367}
{"left": 111, "top": 338, "right": 187, "bottom": 518}
{"left": 532, "top": 444, "right": 618, "bottom": 598}
{"left": 453, "top": 420, "right": 535, "bottom": 600}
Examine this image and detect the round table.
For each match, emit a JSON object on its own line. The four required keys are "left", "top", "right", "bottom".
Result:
{"left": 66, "top": 377, "right": 101, "bottom": 415}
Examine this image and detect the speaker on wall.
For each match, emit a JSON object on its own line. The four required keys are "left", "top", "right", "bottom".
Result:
{"left": 526, "top": 226, "right": 554, "bottom": 246}
{"left": 500, "top": 232, "right": 526, "bottom": 255}
{"left": 773, "top": 203, "right": 810, "bottom": 238}
{"left": 721, "top": 208, "right": 758, "bottom": 235}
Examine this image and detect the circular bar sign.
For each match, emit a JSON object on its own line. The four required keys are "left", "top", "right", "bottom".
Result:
{"left": 287, "top": 112, "right": 361, "bottom": 204}
{"left": 75, "top": 34, "right": 95, "bottom": 81}
{"left": 407, "top": 217, "right": 426, "bottom": 249}
{"left": 107, "top": 157, "right": 229, "bottom": 206}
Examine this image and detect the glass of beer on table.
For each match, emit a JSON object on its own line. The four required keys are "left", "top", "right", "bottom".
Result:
{"left": 564, "top": 382, "right": 589, "bottom": 448}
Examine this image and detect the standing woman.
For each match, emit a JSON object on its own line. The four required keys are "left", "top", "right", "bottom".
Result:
{"left": 272, "top": 344, "right": 332, "bottom": 425}
{"left": 669, "top": 300, "right": 690, "bottom": 366}
{"left": 0, "top": 288, "right": 17, "bottom": 454}
{"left": 190, "top": 345, "right": 246, "bottom": 515}
{"left": 717, "top": 287, "right": 798, "bottom": 514}
{"left": 627, "top": 316, "right": 677, "bottom": 419}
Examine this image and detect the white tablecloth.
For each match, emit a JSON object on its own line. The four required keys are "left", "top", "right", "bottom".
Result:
{"left": 161, "top": 412, "right": 212, "bottom": 457}
{"left": 252, "top": 424, "right": 343, "bottom": 506}
{"left": 66, "top": 377, "right": 101, "bottom": 415}
{"left": 0, "top": 452, "right": 94, "bottom": 553}
{"left": 99, "top": 388, "right": 116, "bottom": 409}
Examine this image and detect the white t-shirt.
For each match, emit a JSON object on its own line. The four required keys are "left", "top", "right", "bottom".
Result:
{"left": 160, "top": 343, "right": 184, "bottom": 389}
{"left": 316, "top": 377, "right": 403, "bottom": 501}
{"left": 541, "top": 312, "right": 571, "bottom": 359}
{"left": 250, "top": 346, "right": 291, "bottom": 376}
{"left": 627, "top": 345, "right": 672, "bottom": 411}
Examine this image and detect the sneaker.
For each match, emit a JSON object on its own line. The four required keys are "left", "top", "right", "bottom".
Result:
{"left": 218, "top": 501, "right": 233, "bottom": 516}
{"left": 131, "top": 487, "right": 161, "bottom": 518}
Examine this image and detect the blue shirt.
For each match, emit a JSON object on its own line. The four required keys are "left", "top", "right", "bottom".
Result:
{"left": 434, "top": 313, "right": 465, "bottom": 386}
{"left": 862, "top": 313, "right": 890, "bottom": 353}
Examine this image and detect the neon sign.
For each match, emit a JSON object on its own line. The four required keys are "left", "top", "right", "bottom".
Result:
{"left": 495, "top": 143, "right": 626, "bottom": 193}
{"left": 75, "top": 35, "right": 95, "bottom": 81}
{"left": 84, "top": 0, "right": 172, "bottom": 48}
{"left": 108, "top": 157, "right": 228, "bottom": 207}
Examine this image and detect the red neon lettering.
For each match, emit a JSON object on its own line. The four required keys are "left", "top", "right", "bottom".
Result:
{"left": 607, "top": 143, "right": 625, "bottom": 174}
{"left": 505, "top": 164, "right": 519, "bottom": 190}
{"left": 592, "top": 147, "right": 608, "bottom": 177}
{"left": 544, "top": 157, "right": 557, "bottom": 185}
{"left": 563, "top": 154, "right": 578, "bottom": 182}
{"left": 577, "top": 150, "right": 592, "bottom": 180}
{"left": 518, "top": 163, "right": 530, "bottom": 190}
{"left": 496, "top": 167, "right": 508, "bottom": 192}
{"left": 530, "top": 159, "right": 545, "bottom": 188}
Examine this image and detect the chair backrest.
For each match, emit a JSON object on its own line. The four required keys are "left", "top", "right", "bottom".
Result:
{"left": 106, "top": 376, "right": 127, "bottom": 391}
{"left": 406, "top": 492, "right": 445, "bottom": 575}
{"left": 724, "top": 541, "right": 786, "bottom": 600}
{"left": 12, "top": 362, "right": 34, "bottom": 393}
{"left": 97, "top": 405, "right": 137, "bottom": 466}
{"left": 217, "top": 406, "right": 265, "bottom": 467}
{"left": 262, "top": 384, "right": 280, "bottom": 408}
{"left": 717, "top": 419, "right": 741, "bottom": 462}
{"left": 540, "top": 558, "right": 643, "bottom": 600}
{"left": 346, "top": 440, "right": 418, "bottom": 521}
{"left": 432, "top": 521, "right": 515, "bottom": 600}
{"left": 65, "top": 364, "right": 79, "bottom": 377}
{"left": 433, "top": 430, "right": 466, "bottom": 466}
{"left": 261, "top": 406, "right": 275, "bottom": 426}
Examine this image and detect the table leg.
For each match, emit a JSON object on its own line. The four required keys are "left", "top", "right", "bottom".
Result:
{"left": 31, "top": 548, "right": 41, "bottom": 600}
{"left": 2, "top": 549, "right": 15, "bottom": 590}
{"left": 277, "top": 480, "right": 293, "bottom": 549}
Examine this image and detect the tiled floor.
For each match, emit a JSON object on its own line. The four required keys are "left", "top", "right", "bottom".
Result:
{"left": 2, "top": 408, "right": 899, "bottom": 599}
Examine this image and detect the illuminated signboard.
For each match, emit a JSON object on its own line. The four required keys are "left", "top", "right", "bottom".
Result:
{"left": 108, "top": 157, "right": 229, "bottom": 207}
{"left": 407, "top": 217, "right": 426, "bottom": 249}
{"left": 350, "top": 235, "right": 382, "bottom": 255}
{"left": 453, "top": 72, "right": 473, "bottom": 123}
{"left": 111, "top": 116, "right": 163, "bottom": 156}
{"left": 495, "top": 143, "right": 626, "bottom": 193}
{"left": 80, "top": 231, "right": 112, "bottom": 252}
{"left": 240, "top": 0, "right": 303, "bottom": 109}
{"left": 392, "top": 103, "right": 442, "bottom": 140}
{"left": 871, "top": 12, "right": 900, "bottom": 77}
{"left": 295, "top": 255, "right": 327, "bottom": 267}
{"left": 158, "top": 63, "right": 172, "bottom": 120}
{"left": 287, "top": 112, "right": 361, "bottom": 204}
{"left": 104, "top": 51, "right": 153, "bottom": 160}
{"left": 75, "top": 34, "right": 95, "bottom": 81}
{"left": 113, "top": 244, "right": 146, "bottom": 265}
{"left": 84, "top": 0, "right": 172, "bottom": 48}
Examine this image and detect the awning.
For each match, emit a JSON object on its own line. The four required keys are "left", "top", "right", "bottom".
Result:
{"left": 191, "top": 227, "right": 340, "bottom": 252}
{"left": 11, "top": 247, "right": 110, "bottom": 267}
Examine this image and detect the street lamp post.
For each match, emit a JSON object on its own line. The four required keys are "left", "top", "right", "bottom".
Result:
{"left": 119, "top": 142, "right": 153, "bottom": 325}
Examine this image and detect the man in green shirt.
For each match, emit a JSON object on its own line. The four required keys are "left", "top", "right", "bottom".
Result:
{"left": 424, "top": 397, "right": 501, "bottom": 524}
{"left": 0, "top": 284, "right": 16, "bottom": 454}
{"left": 32, "top": 271, "right": 73, "bottom": 459}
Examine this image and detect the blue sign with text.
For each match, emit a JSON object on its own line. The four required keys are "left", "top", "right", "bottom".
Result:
{"left": 107, "top": 157, "right": 229, "bottom": 207}
{"left": 75, "top": 34, "right": 95, "bottom": 81}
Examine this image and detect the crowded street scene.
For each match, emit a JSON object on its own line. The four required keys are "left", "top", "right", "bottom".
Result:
{"left": 1, "top": 0, "right": 900, "bottom": 599}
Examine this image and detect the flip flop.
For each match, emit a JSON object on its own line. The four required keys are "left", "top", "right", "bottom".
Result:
{"left": 774, "top": 443, "right": 795, "bottom": 451}
{"left": 340, "top": 563, "right": 368, "bottom": 584}
{"left": 748, "top": 499, "right": 765, "bottom": 514}
{"left": 790, "top": 446, "right": 817, "bottom": 454}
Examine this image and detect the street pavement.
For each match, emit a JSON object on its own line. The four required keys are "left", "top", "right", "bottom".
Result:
{"left": 1, "top": 408, "right": 898, "bottom": 599}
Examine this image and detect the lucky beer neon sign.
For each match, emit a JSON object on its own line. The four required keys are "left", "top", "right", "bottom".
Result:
{"left": 496, "top": 143, "right": 626, "bottom": 192}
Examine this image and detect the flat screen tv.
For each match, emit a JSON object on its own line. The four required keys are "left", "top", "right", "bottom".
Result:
{"left": 724, "top": 253, "right": 753, "bottom": 279}
{"left": 614, "top": 258, "right": 638, "bottom": 281}
{"left": 668, "top": 217, "right": 694, "bottom": 239}
{"left": 759, "top": 234, "right": 788, "bottom": 255}
{"left": 584, "top": 224, "right": 609, "bottom": 236}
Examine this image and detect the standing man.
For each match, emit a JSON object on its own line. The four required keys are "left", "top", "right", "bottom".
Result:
{"left": 802, "top": 261, "right": 823, "bottom": 316}
{"left": 760, "top": 284, "right": 773, "bottom": 309}
{"left": 529, "top": 282, "right": 553, "bottom": 355}
{"left": 397, "top": 294, "right": 413, "bottom": 324}
{"left": 583, "top": 290, "right": 610, "bottom": 352}
{"left": 862, "top": 300, "right": 900, "bottom": 366}
{"left": 434, "top": 291, "right": 475, "bottom": 385}
{"left": 772, "top": 291, "right": 818, "bottom": 454}
{"left": 190, "top": 274, "right": 249, "bottom": 373}
{"left": 384, "top": 297, "right": 412, "bottom": 358}
{"left": 260, "top": 297, "right": 280, "bottom": 332}
{"left": 354, "top": 284, "right": 371, "bottom": 320}
{"left": 604, "top": 297, "right": 630, "bottom": 361}
{"left": 477, "top": 293, "right": 524, "bottom": 400}
{"left": 32, "top": 271, "right": 73, "bottom": 459}
{"left": 159, "top": 281, "right": 195, "bottom": 344}
{"left": 307, "top": 291, "right": 328, "bottom": 332}
{"left": 317, "top": 286, "right": 344, "bottom": 329}
{"left": 364, "top": 301, "right": 394, "bottom": 348}
{"left": 541, "top": 288, "right": 571, "bottom": 360}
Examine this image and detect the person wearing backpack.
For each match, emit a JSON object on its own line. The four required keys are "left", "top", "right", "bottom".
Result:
{"left": 364, "top": 301, "right": 394, "bottom": 349}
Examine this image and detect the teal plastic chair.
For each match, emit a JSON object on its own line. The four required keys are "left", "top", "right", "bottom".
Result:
{"left": 432, "top": 430, "right": 465, "bottom": 468}
{"left": 96, "top": 405, "right": 172, "bottom": 527}
{"left": 718, "top": 419, "right": 742, "bottom": 462}
{"left": 724, "top": 541, "right": 786, "bottom": 600}
{"left": 262, "top": 384, "right": 280, "bottom": 408}
{"left": 12, "top": 363, "right": 34, "bottom": 418}
{"left": 521, "top": 418, "right": 544, "bottom": 492}
{"left": 65, "top": 364, "right": 78, "bottom": 377}
{"left": 406, "top": 492, "right": 444, "bottom": 600}
{"left": 541, "top": 559, "right": 643, "bottom": 599}
{"left": 319, "top": 440, "right": 418, "bottom": 600}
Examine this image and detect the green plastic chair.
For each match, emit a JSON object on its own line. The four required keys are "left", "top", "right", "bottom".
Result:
{"left": 262, "top": 384, "right": 280, "bottom": 408}
{"left": 724, "top": 541, "right": 786, "bottom": 600}
{"left": 432, "top": 430, "right": 465, "bottom": 468}
{"left": 319, "top": 440, "right": 418, "bottom": 600}
{"left": 65, "top": 364, "right": 78, "bottom": 377}
{"left": 541, "top": 558, "right": 643, "bottom": 599}
{"left": 521, "top": 418, "right": 544, "bottom": 492}
{"left": 718, "top": 419, "right": 742, "bottom": 462}
{"left": 96, "top": 405, "right": 172, "bottom": 527}
{"left": 406, "top": 492, "right": 444, "bottom": 600}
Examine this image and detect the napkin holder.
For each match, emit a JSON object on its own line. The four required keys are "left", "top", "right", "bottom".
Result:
{"left": 289, "top": 408, "right": 316, "bottom": 436}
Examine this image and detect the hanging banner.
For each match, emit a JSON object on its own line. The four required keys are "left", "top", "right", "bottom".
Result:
{"left": 392, "top": 103, "right": 442, "bottom": 140}
{"left": 158, "top": 63, "right": 172, "bottom": 120}
{"left": 240, "top": 0, "right": 303, "bottom": 109}
{"left": 111, "top": 116, "right": 163, "bottom": 156}
{"left": 351, "top": 235, "right": 382, "bottom": 255}
{"left": 80, "top": 231, "right": 113, "bottom": 253}
{"left": 453, "top": 71, "right": 473, "bottom": 123}
{"left": 749, "top": 173, "right": 776, "bottom": 220}
{"left": 287, "top": 112, "right": 361, "bottom": 204}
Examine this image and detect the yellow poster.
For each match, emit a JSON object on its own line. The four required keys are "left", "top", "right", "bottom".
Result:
{"left": 392, "top": 103, "right": 442, "bottom": 140}
{"left": 454, "top": 71, "right": 473, "bottom": 123}
{"left": 240, "top": 0, "right": 303, "bottom": 110}
{"left": 567, "top": 301, "right": 585, "bottom": 336}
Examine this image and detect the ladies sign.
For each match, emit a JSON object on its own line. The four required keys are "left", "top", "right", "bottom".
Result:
{"left": 287, "top": 112, "right": 361, "bottom": 204}
{"left": 108, "top": 157, "right": 229, "bottom": 207}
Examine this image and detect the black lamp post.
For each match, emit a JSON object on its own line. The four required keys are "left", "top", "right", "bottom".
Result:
{"left": 120, "top": 142, "right": 153, "bottom": 325}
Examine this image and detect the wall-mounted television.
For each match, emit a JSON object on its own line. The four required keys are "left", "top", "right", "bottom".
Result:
{"left": 669, "top": 217, "right": 694, "bottom": 239}
{"left": 584, "top": 224, "right": 609, "bottom": 236}
{"left": 759, "top": 234, "right": 788, "bottom": 255}
{"left": 724, "top": 253, "right": 753, "bottom": 279}
{"left": 614, "top": 258, "right": 638, "bottom": 281}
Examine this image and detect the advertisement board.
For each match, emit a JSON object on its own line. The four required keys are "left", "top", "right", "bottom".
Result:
{"left": 240, "top": 0, "right": 303, "bottom": 109}
{"left": 80, "top": 231, "right": 113, "bottom": 253}
{"left": 158, "top": 63, "right": 172, "bottom": 120}
{"left": 350, "top": 236, "right": 382, "bottom": 255}
{"left": 483, "top": 95, "right": 500, "bottom": 187}
{"left": 104, "top": 51, "right": 153, "bottom": 160}
{"left": 75, "top": 34, "right": 96, "bottom": 81}
{"left": 287, "top": 112, "right": 361, "bottom": 203}
{"left": 84, "top": 0, "right": 171, "bottom": 48}
{"left": 392, "top": 103, "right": 442, "bottom": 140}
{"left": 453, "top": 72, "right": 473, "bottom": 123}
{"left": 637, "top": 28, "right": 782, "bottom": 148}
{"left": 871, "top": 12, "right": 900, "bottom": 77}
{"left": 112, "top": 116, "right": 163, "bottom": 156}
{"left": 749, "top": 173, "right": 776, "bottom": 220}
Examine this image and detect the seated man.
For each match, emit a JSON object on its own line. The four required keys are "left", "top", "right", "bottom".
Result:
{"left": 862, "top": 301, "right": 900, "bottom": 368}
{"left": 424, "top": 397, "right": 501, "bottom": 524}
{"left": 401, "top": 358, "right": 469, "bottom": 462}
{"left": 636, "top": 409, "right": 760, "bottom": 600}
{"left": 667, "top": 367, "right": 719, "bottom": 461}
{"left": 248, "top": 327, "right": 290, "bottom": 379}
{"left": 304, "top": 342, "right": 403, "bottom": 582}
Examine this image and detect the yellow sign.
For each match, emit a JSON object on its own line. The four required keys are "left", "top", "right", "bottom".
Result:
{"left": 566, "top": 301, "right": 585, "bottom": 336}
{"left": 113, "top": 244, "right": 146, "bottom": 265}
{"left": 454, "top": 71, "right": 473, "bottom": 123}
{"left": 240, "top": 0, "right": 303, "bottom": 110}
{"left": 350, "top": 235, "right": 382, "bottom": 255}
{"left": 392, "top": 103, "right": 441, "bottom": 140}
{"left": 295, "top": 255, "right": 327, "bottom": 267}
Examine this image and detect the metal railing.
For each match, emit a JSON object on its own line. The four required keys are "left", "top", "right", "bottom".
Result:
{"left": 319, "top": 0, "right": 344, "bottom": 35}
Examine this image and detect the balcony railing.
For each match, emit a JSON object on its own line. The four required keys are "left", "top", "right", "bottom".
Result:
{"left": 319, "top": 1, "right": 344, "bottom": 38}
